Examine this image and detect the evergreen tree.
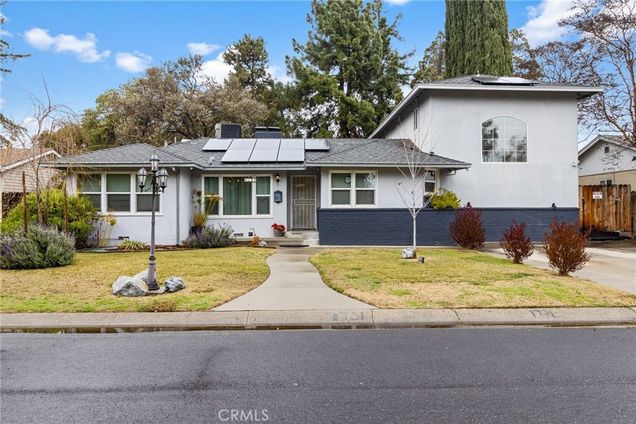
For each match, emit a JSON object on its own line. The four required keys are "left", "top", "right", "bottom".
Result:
{"left": 412, "top": 31, "right": 446, "bottom": 85}
{"left": 287, "top": 0, "right": 411, "bottom": 137}
{"left": 445, "top": 0, "right": 512, "bottom": 77}
{"left": 223, "top": 34, "right": 273, "bottom": 99}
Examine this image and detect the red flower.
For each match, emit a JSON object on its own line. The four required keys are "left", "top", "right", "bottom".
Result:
{"left": 271, "top": 223, "right": 286, "bottom": 232}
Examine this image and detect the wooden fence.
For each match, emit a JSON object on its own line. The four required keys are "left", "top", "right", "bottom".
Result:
{"left": 579, "top": 184, "right": 632, "bottom": 235}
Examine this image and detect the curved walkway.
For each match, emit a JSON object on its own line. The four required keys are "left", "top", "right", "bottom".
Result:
{"left": 215, "top": 247, "right": 374, "bottom": 311}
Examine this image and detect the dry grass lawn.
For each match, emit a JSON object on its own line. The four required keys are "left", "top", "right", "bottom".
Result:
{"left": 1, "top": 247, "right": 272, "bottom": 313}
{"left": 310, "top": 248, "right": 636, "bottom": 308}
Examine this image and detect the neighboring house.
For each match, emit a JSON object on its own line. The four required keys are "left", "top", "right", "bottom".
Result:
{"left": 0, "top": 148, "right": 60, "bottom": 220}
{"left": 578, "top": 135, "right": 636, "bottom": 187}
{"left": 49, "top": 75, "right": 601, "bottom": 246}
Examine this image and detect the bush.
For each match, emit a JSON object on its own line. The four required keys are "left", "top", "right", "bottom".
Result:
{"left": 1, "top": 189, "right": 98, "bottom": 247}
{"left": 543, "top": 219, "right": 590, "bottom": 275}
{"left": 118, "top": 239, "right": 147, "bottom": 251}
{"left": 182, "top": 224, "right": 235, "bottom": 248}
{"left": 0, "top": 225, "right": 76, "bottom": 269}
{"left": 500, "top": 221, "right": 534, "bottom": 264}
{"left": 449, "top": 207, "right": 485, "bottom": 249}
{"left": 430, "top": 189, "right": 461, "bottom": 209}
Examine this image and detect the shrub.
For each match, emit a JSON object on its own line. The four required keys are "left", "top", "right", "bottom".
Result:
{"left": 182, "top": 224, "right": 235, "bottom": 248}
{"left": 118, "top": 239, "right": 147, "bottom": 251}
{"left": 1, "top": 189, "right": 98, "bottom": 247}
{"left": 500, "top": 221, "right": 534, "bottom": 264}
{"left": 430, "top": 189, "right": 461, "bottom": 209}
{"left": 449, "top": 207, "right": 485, "bottom": 249}
{"left": 543, "top": 219, "right": 591, "bottom": 275}
{"left": 0, "top": 225, "right": 76, "bottom": 269}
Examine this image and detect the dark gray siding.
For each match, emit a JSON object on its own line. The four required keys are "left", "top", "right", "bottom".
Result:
{"left": 318, "top": 208, "right": 579, "bottom": 246}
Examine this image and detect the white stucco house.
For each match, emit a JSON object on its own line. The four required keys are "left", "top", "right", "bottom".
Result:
{"left": 578, "top": 135, "right": 636, "bottom": 188}
{"left": 50, "top": 75, "right": 601, "bottom": 246}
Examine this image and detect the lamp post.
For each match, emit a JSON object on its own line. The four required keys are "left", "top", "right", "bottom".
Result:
{"left": 137, "top": 154, "right": 168, "bottom": 291}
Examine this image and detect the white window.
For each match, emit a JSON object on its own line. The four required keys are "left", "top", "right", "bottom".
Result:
{"left": 482, "top": 116, "right": 527, "bottom": 162}
{"left": 77, "top": 174, "right": 101, "bottom": 210}
{"left": 76, "top": 172, "right": 161, "bottom": 214}
{"left": 413, "top": 106, "right": 419, "bottom": 130}
{"left": 330, "top": 171, "right": 377, "bottom": 207}
{"left": 424, "top": 171, "right": 436, "bottom": 194}
{"left": 202, "top": 175, "right": 272, "bottom": 217}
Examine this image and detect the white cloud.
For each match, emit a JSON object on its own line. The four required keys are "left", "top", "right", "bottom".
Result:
{"left": 187, "top": 42, "right": 222, "bottom": 56}
{"left": 115, "top": 51, "right": 152, "bottom": 73}
{"left": 0, "top": 98, "right": 5, "bottom": 110}
{"left": 267, "top": 65, "right": 292, "bottom": 84}
{"left": 24, "top": 27, "right": 111, "bottom": 62}
{"left": 200, "top": 51, "right": 232, "bottom": 83}
{"left": 0, "top": 29, "right": 11, "bottom": 37}
{"left": 521, "top": 0, "right": 576, "bottom": 46}
{"left": 384, "top": 0, "right": 410, "bottom": 5}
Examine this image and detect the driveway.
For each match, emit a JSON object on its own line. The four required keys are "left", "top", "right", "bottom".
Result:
{"left": 215, "top": 247, "right": 373, "bottom": 311}
{"left": 487, "top": 246, "right": 636, "bottom": 294}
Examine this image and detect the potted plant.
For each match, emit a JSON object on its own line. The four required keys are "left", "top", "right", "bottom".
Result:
{"left": 190, "top": 190, "right": 220, "bottom": 235}
{"left": 271, "top": 223, "right": 286, "bottom": 237}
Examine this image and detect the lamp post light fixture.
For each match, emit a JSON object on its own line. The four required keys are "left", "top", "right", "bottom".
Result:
{"left": 137, "top": 155, "right": 168, "bottom": 291}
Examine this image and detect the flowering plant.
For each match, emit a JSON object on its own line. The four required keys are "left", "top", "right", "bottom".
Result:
{"left": 271, "top": 223, "right": 286, "bottom": 233}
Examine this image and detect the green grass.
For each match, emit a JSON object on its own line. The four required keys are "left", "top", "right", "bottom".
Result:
{"left": 309, "top": 248, "right": 636, "bottom": 309}
{"left": 1, "top": 247, "right": 272, "bottom": 313}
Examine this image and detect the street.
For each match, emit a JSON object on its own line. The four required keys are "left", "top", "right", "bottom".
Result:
{"left": 1, "top": 328, "right": 635, "bottom": 423}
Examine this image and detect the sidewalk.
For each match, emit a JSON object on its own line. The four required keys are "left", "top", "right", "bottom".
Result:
{"left": 2, "top": 307, "right": 635, "bottom": 332}
{"left": 215, "top": 247, "right": 373, "bottom": 311}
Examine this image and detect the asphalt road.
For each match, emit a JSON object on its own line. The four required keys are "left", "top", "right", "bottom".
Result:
{"left": 1, "top": 328, "right": 635, "bottom": 423}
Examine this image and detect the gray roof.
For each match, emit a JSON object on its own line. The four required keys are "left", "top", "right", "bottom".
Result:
{"left": 50, "top": 138, "right": 469, "bottom": 170}
{"left": 427, "top": 75, "right": 589, "bottom": 88}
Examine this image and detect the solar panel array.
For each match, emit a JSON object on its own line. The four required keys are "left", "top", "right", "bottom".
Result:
{"left": 201, "top": 138, "right": 330, "bottom": 163}
{"left": 472, "top": 76, "right": 538, "bottom": 86}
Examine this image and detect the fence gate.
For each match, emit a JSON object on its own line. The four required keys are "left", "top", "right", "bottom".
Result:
{"left": 579, "top": 184, "right": 632, "bottom": 235}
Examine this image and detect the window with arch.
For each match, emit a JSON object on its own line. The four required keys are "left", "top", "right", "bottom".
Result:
{"left": 482, "top": 117, "right": 527, "bottom": 162}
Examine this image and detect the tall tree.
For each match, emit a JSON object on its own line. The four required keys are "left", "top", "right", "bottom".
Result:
{"left": 445, "top": 0, "right": 513, "bottom": 77}
{"left": 0, "top": 1, "right": 29, "bottom": 74}
{"left": 287, "top": 0, "right": 411, "bottom": 137}
{"left": 509, "top": 29, "right": 542, "bottom": 80}
{"left": 223, "top": 34, "right": 273, "bottom": 99}
{"left": 412, "top": 31, "right": 446, "bottom": 85}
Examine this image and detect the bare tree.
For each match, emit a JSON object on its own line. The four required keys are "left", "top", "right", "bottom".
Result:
{"left": 394, "top": 127, "right": 436, "bottom": 257}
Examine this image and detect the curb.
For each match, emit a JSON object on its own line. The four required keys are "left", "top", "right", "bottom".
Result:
{"left": 1, "top": 308, "right": 635, "bottom": 333}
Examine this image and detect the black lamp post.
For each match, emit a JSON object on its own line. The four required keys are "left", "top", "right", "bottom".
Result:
{"left": 137, "top": 154, "right": 168, "bottom": 291}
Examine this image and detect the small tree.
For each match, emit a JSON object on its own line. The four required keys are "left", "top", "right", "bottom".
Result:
{"left": 500, "top": 220, "right": 534, "bottom": 264}
{"left": 543, "top": 219, "right": 591, "bottom": 276}
{"left": 449, "top": 207, "right": 485, "bottom": 250}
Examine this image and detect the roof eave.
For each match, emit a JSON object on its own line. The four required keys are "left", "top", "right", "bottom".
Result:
{"left": 308, "top": 162, "right": 471, "bottom": 168}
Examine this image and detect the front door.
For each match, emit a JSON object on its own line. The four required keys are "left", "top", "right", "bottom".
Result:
{"left": 291, "top": 175, "right": 316, "bottom": 230}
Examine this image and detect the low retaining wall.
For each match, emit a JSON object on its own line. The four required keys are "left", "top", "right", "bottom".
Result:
{"left": 317, "top": 208, "right": 579, "bottom": 246}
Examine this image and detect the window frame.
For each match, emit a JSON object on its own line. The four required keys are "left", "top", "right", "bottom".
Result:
{"left": 75, "top": 172, "right": 163, "bottom": 215}
{"left": 201, "top": 174, "right": 274, "bottom": 218}
{"left": 481, "top": 116, "right": 528, "bottom": 164}
{"left": 328, "top": 170, "right": 378, "bottom": 208}
{"left": 76, "top": 173, "right": 102, "bottom": 211}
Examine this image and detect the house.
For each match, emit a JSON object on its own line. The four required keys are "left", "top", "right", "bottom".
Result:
{"left": 1, "top": 148, "right": 60, "bottom": 220}
{"left": 578, "top": 135, "right": 636, "bottom": 187}
{"left": 49, "top": 75, "right": 602, "bottom": 246}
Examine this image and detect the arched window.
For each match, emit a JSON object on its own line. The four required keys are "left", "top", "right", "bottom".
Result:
{"left": 482, "top": 117, "right": 527, "bottom": 162}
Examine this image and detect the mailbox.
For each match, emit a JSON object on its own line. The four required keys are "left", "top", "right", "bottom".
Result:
{"left": 274, "top": 190, "right": 283, "bottom": 204}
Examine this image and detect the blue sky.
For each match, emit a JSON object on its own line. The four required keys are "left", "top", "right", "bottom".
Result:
{"left": 1, "top": 0, "right": 572, "bottom": 123}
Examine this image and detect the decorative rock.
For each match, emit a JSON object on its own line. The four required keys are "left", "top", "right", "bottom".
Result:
{"left": 165, "top": 276, "right": 186, "bottom": 293}
{"left": 112, "top": 276, "right": 148, "bottom": 297}
{"left": 401, "top": 248, "right": 415, "bottom": 259}
{"left": 133, "top": 269, "right": 148, "bottom": 283}
{"left": 418, "top": 256, "right": 426, "bottom": 264}
{"left": 258, "top": 240, "right": 268, "bottom": 247}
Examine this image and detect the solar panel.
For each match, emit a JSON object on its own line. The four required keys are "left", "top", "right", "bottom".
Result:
{"left": 221, "top": 138, "right": 256, "bottom": 162}
{"left": 202, "top": 138, "right": 232, "bottom": 151}
{"left": 249, "top": 138, "right": 280, "bottom": 162}
{"left": 472, "top": 76, "right": 538, "bottom": 86}
{"left": 276, "top": 138, "right": 305, "bottom": 162}
{"left": 305, "top": 139, "right": 329, "bottom": 151}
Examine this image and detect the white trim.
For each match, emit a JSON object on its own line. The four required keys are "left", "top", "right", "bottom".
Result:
{"left": 201, "top": 173, "right": 274, "bottom": 218}
{"left": 328, "top": 170, "right": 378, "bottom": 208}
{"left": 0, "top": 150, "right": 60, "bottom": 172}
{"left": 577, "top": 135, "right": 636, "bottom": 158}
{"left": 480, "top": 116, "right": 529, "bottom": 164}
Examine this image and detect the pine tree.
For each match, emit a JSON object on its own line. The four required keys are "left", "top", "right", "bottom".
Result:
{"left": 445, "top": 0, "right": 512, "bottom": 77}
{"left": 412, "top": 31, "right": 446, "bottom": 85}
{"left": 223, "top": 34, "right": 273, "bottom": 100}
{"left": 287, "top": 0, "right": 411, "bottom": 137}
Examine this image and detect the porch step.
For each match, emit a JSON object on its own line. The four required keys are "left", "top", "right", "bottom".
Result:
{"left": 286, "top": 231, "right": 320, "bottom": 246}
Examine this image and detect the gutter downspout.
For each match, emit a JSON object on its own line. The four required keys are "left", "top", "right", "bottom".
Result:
{"left": 175, "top": 168, "right": 180, "bottom": 244}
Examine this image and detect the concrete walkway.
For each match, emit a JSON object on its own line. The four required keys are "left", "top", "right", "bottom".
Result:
{"left": 215, "top": 247, "right": 374, "bottom": 311}
{"left": 486, "top": 247, "right": 636, "bottom": 294}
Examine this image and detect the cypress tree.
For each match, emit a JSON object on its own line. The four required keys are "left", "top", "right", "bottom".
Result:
{"left": 445, "top": 0, "right": 512, "bottom": 78}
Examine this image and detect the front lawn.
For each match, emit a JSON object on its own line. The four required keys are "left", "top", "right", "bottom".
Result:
{"left": 1, "top": 247, "right": 272, "bottom": 313}
{"left": 310, "top": 248, "right": 636, "bottom": 308}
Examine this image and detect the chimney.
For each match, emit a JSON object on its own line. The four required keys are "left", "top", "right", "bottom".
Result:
{"left": 215, "top": 123, "right": 242, "bottom": 138}
{"left": 255, "top": 126, "right": 282, "bottom": 138}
